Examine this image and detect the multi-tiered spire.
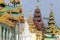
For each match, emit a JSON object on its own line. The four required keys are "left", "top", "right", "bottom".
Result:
{"left": 33, "top": 0, "right": 45, "bottom": 32}
{"left": 47, "top": 3, "right": 55, "bottom": 35}
{"left": 47, "top": 3, "right": 60, "bottom": 36}
{"left": 35, "top": 0, "right": 40, "bottom": 13}
{"left": 36, "top": 0, "right": 40, "bottom": 9}
{"left": 28, "top": 10, "right": 36, "bottom": 33}
{"left": 33, "top": 0, "right": 45, "bottom": 40}
{"left": 48, "top": 4, "right": 55, "bottom": 26}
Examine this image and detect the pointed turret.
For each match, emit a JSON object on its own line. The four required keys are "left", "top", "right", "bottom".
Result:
{"left": 33, "top": 0, "right": 44, "bottom": 31}
{"left": 36, "top": 0, "right": 40, "bottom": 8}
{"left": 28, "top": 10, "right": 36, "bottom": 33}
{"left": 48, "top": 4, "right": 55, "bottom": 26}
{"left": 46, "top": 4, "right": 60, "bottom": 36}
{"left": 35, "top": 0, "right": 40, "bottom": 13}
{"left": 33, "top": 0, "right": 45, "bottom": 40}
{"left": 47, "top": 3, "right": 56, "bottom": 36}
{"left": 28, "top": 10, "right": 34, "bottom": 23}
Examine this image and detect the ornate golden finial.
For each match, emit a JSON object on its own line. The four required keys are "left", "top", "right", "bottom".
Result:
{"left": 50, "top": 3, "right": 53, "bottom": 12}
{"left": 49, "top": 3, "right": 54, "bottom": 18}
{"left": 28, "top": 10, "right": 34, "bottom": 23}
{"left": 28, "top": 10, "right": 36, "bottom": 33}
{"left": 36, "top": 0, "right": 40, "bottom": 9}
{"left": 49, "top": 3, "right": 55, "bottom": 26}
{"left": 47, "top": 1, "right": 60, "bottom": 36}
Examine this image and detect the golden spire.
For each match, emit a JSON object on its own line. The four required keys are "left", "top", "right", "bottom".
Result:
{"left": 47, "top": 3, "right": 60, "bottom": 36}
{"left": 36, "top": 0, "right": 40, "bottom": 9}
{"left": 50, "top": 0, "right": 53, "bottom": 15}
{"left": 48, "top": 3, "right": 55, "bottom": 26}
{"left": 49, "top": 3, "right": 54, "bottom": 17}
{"left": 28, "top": 10, "right": 36, "bottom": 33}
{"left": 29, "top": 10, "right": 33, "bottom": 22}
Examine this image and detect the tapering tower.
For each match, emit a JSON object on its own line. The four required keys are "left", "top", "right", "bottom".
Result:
{"left": 47, "top": 3, "right": 56, "bottom": 36}
{"left": 48, "top": 4, "right": 55, "bottom": 26}
{"left": 33, "top": 0, "right": 45, "bottom": 40}
{"left": 33, "top": 0, "right": 44, "bottom": 31}
{"left": 28, "top": 10, "right": 36, "bottom": 33}
{"left": 47, "top": 4, "right": 60, "bottom": 36}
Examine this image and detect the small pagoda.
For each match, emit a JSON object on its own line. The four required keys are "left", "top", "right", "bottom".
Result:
{"left": 46, "top": 4, "right": 60, "bottom": 37}
{"left": 33, "top": 0, "right": 45, "bottom": 40}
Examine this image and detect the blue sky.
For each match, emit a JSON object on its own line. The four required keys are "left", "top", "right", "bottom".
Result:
{"left": 5, "top": 0, "right": 60, "bottom": 27}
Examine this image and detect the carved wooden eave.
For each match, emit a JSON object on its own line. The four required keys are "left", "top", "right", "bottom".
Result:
{"left": 10, "top": 0, "right": 20, "bottom": 3}
{"left": 0, "top": 9, "right": 22, "bottom": 13}
{"left": 0, "top": 5, "right": 22, "bottom": 13}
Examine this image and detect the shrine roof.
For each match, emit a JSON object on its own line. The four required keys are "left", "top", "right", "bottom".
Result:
{"left": 3, "top": 5, "right": 19, "bottom": 10}
{"left": 0, "top": 5, "right": 21, "bottom": 17}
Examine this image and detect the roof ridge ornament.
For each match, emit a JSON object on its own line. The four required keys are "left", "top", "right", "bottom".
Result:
{"left": 50, "top": 0, "right": 53, "bottom": 12}
{"left": 10, "top": 0, "right": 20, "bottom": 6}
